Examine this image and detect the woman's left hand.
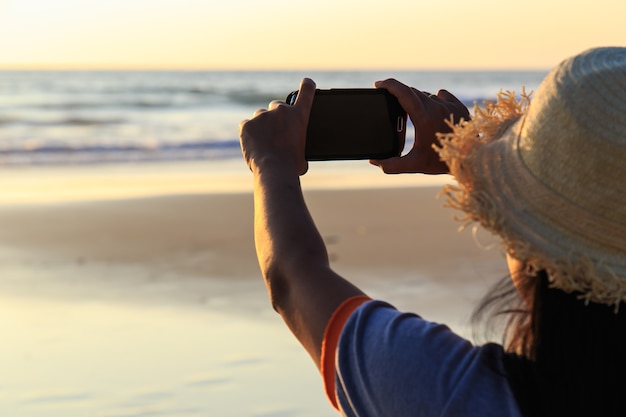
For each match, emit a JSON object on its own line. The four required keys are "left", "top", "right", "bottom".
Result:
{"left": 239, "top": 78, "right": 316, "bottom": 176}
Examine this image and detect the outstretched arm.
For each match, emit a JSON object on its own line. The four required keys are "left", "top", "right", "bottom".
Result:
{"left": 239, "top": 78, "right": 365, "bottom": 368}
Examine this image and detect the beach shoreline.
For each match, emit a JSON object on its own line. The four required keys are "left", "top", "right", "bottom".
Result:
{"left": 0, "top": 158, "right": 456, "bottom": 204}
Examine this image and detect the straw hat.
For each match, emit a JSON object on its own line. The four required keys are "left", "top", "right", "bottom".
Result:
{"left": 436, "top": 47, "right": 626, "bottom": 308}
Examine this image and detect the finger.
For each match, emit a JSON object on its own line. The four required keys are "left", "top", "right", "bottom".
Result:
{"left": 374, "top": 78, "right": 395, "bottom": 88}
{"left": 369, "top": 155, "right": 416, "bottom": 175}
{"left": 436, "top": 89, "right": 470, "bottom": 122}
{"left": 300, "top": 160, "right": 309, "bottom": 176}
{"left": 268, "top": 100, "right": 284, "bottom": 111}
{"left": 294, "top": 78, "right": 316, "bottom": 112}
{"left": 253, "top": 108, "right": 267, "bottom": 117}
{"left": 437, "top": 89, "right": 465, "bottom": 107}
{"left": 238, "top": 118, "right": 249, "bottom": 134}
{"left": 375, "top": 79, "right": 425, "bottom": 116}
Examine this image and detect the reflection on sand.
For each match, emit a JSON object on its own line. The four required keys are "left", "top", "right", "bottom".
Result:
{"left": 1, "top": 259, "right": 497, "bottom": 417}
{"left": 1, "top": 292, "right": 336, "bottom": 417}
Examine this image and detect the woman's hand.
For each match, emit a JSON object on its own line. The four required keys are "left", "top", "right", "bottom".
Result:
{"left": 371, "top": 78, "right": 470, "bottom": 175}
{"left": 239, "top": 78, "right": 316, "bottom": 176}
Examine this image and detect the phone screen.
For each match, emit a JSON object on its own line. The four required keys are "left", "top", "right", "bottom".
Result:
{"left": 289, "top": 89, "right": 406, "bottom": 161}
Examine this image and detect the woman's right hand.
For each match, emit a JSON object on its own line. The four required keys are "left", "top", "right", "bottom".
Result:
{"left": 371, "top": 78, "right": 469, "bottom": 175}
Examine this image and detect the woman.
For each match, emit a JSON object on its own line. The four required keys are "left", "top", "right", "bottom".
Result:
{"left": 238, "top": 47, "right": 626, "bottom": 416}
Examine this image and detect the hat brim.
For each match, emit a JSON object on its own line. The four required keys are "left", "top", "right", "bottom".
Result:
{"left": 436, "top": 91, "right": 626, "bottom": 308}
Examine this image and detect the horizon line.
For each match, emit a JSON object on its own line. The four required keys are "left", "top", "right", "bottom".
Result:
{"left": 0, "top": 65, "right": 550, "bottom": 72}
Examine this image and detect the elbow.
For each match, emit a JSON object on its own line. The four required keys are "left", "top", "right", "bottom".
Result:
{"left": 257, "top": 243, "right": 330, "bottom": 315}
{"left": 262, "top": 263, "right": 292, "bottom": 314}
{"left": 261, "top": 254, "right": 328, "bottom": 315}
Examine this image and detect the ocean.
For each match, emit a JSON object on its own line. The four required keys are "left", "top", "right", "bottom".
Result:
{"left": 0, "top": 70, "right": 547, "bottom": 166}
{"left": 1, "top": 70, "right": 534, "bottom": 416}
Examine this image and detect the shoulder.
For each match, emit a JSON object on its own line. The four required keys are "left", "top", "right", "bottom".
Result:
{"left": 334, "top": 300, "right": 522, "bottom": 417}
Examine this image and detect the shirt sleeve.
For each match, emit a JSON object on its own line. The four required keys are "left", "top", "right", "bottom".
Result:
{"left": 321, "top": 295, "right": 372, "bottom": 410}
{"left": 333, "top": 300, "right": 522, "bottom": 417}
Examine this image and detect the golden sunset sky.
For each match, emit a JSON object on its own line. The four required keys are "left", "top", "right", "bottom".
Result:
{"left": 0, "top": 0, "right": 624, "bottom": 70}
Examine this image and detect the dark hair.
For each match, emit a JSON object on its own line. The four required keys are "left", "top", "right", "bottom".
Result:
{"left": 473, "top": 271, "right": 626, "bottom": 416}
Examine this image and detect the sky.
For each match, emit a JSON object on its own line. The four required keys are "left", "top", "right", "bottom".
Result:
{"left": 0, "top": 0, "right": 625, "bottom": 70}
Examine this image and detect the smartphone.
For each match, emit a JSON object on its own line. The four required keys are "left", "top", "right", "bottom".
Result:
{"left": 286, "top": 88, "right": 406, "bottom": 161}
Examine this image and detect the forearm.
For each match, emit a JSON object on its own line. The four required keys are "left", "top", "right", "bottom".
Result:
{"left": 251, "top": 159, "right": 364, "bottom": 366}
{"left": 252, "top": 160, "right": 329, "bottom": 303}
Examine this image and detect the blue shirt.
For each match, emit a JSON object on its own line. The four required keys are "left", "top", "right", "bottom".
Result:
{"left": 334, "top": 300, "right": 523, "bottom": 417}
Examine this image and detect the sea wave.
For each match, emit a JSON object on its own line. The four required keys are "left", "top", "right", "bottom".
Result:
{"left": 28, "top": 100, "right": 179, "bottom": 110}
{"left": 0, "top": 70, "right": 547, "bottom": 168}
{"left": 1, "top": 116, "right": 127, "bottom": 126}
{"left": 2, "top": 91, "right": 287, "bottom": 111}
{"left": 0, "top": 139, "right": 242, "bottom": 166}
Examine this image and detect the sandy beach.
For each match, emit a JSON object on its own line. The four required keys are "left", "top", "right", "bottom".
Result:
{"left": 0, "top": 162, "right": 507, "bottom": 416}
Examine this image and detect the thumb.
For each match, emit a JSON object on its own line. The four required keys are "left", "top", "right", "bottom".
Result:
{"left": 294, "top": 78, "right": 316, "bottom": 118}
{"left": 370, "top": 156, "right": 416, "bottom": 174}
{"left": 294, "top": 78, "right": 315, "bottom": 177}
